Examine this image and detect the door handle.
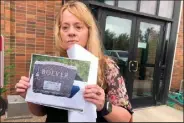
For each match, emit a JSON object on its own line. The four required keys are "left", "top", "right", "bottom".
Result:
{"left": 129, "top": 61, "right": 138, "bottom": 72}
{"left": 129, "top": 61, "right": 132, "bottom": 72}
{"left": 133, "top": 61, "right": 138, "bottom": 72}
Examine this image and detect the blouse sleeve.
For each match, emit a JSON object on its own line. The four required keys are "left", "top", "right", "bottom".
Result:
{"left": 105, "top": 58, "right": 133, "bottom": 114}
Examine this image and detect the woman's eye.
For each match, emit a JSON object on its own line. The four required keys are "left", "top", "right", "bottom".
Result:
{"left": 76, "top": 26, "right": 82, "bottom": 30}
{"left": 62, "top": 26, "right": 69, "bottom": 31}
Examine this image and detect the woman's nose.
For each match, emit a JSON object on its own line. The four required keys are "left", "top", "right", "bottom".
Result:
{"left": 68, "top": 27, "right": 76, "bottom": 37}
{"left": 68, "top": 33, "right": 76, "bottom": 37}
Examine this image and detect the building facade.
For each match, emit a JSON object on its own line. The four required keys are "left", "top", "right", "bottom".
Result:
{"left": 0, "top": 0, "right": 183, "bottom": 108}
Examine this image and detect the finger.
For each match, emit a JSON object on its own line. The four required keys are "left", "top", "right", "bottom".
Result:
{"left": 96, "top": 85, "right": 102, "bottom": 90}
{"left": 16, "top": 88, "right": 26, "bottom": 93}
{"left": 86, "top": 86, "right": 104, "bottom": 96}
{"left": 85, "top": 98, "right": 99, "bottom": 105}
{"left": 84, "top": 88, "right": 98, "bottom": 94}
{"left": 96, "top": 86, "right": 105, "bottom": 95}
{"left": 87, "top": 84, "right": 102, "bottom": 91}
{"left": 84, "top": 93, "right": 100, "bottom": 100}
{"left": 16, "top": 83, "right": 29, "bottom": 89}
{"left": 85, "top": 84, "right": 98, "bottom": 89}
{"left": 98, "top": 88, "right": 105, "bottom": 96}
{"left": 19, "top": 80, "right": 30, "bottom": 87}
{"left": 21, "top": 76, "right": 30, "bottom": 82}
{"left": 17, "top": 81, "right": 30, "bottom": 88}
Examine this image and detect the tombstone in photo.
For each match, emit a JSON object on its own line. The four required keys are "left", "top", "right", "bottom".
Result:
{"left": 33, "top": 61, "right": 77, "bottom": 98}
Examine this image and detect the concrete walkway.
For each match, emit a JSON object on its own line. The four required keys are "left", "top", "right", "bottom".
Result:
{"left": 133, "top": 105, "right": 183, "bottom": 122}
{"left": 1, "top": 105, "right": 183, "bottom": 122}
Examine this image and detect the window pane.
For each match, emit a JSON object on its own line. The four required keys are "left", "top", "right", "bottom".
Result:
{"left": 118, "top": 1, "right": 137, "bottom": 11}
{"left": 104, "top": 16, "right": 132, "bottom": 51}
{"left": 139, "top": 22, "right": 160, "bottom": 64}
{"left": 140, "top": 1, "right": 157, "bottom": 15}
{"left": 133, "top": 22, "right": 161, "bottom": 98}
{"left": 158, "top": 1, "right": 174, "bottom": 18}
{"left": 104, "top": 0, "right": 114, "bottom": 6}
{"left": 104, "top": 16, "right": 132, "bottom": 76}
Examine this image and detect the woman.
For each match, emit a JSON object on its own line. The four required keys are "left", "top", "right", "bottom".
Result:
{"left": 15, "top": 1, "right": 133, "bottom": 122}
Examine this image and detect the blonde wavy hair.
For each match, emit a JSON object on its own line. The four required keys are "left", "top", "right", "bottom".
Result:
{"left": 54, "top": 0, "right": 107, "bottom": 89}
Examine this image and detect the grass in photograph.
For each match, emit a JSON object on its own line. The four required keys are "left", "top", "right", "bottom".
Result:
{"left": 29, "top": 54, "right": 90, "bottom": 82}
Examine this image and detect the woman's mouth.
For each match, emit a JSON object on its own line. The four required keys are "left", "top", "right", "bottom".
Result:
{"left": 67, "top": 40, "right": 78, "bottom": 43}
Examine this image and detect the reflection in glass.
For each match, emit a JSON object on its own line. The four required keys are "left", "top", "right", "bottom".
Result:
{"left": 166, "top": 23, "right": 171, "bottom": 41}
{"left": 97, "top": 0, "right": 115, "bottom": 6}
{"left": 104, "top": 16, "right": 132, "bottom": 51}
{"left": 104, "top": 16, "right": 132, "bottom": 76}
{"left": 133, "top": 67, "right": 154, "bottom": 97}
{"left": 104, "top": 0, "right": 114, "bottom": 6}
{"left": 133, "top": 22, "right": 161, "bottom": 98}
{"left": 138, "top": 22, "right": 160, "bottom": 64}
{"left": 158, "top": 1, "right": 174, "bottom": 18}
{"left": 118, "top": 1, "right": 137, "bottom": 11}
{"left": 140, "top": 1, "right": 157, "bottom": 15}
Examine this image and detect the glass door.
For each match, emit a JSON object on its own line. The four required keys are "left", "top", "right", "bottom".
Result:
{"left": 99, "top": 10, "right": 136, "bottom": 97}
{"left": 131, "top": 18, "right": 165, "bottom": 107}
{"left": 91, "top": 6, "right": 165, "bottom": 107}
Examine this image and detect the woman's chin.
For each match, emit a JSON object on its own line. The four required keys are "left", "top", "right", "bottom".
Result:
{"left": 67, "top": 43, "right": 81, "bottom": 49}
{"left": 67, "top": 44, "right": 76, "bottom": 49}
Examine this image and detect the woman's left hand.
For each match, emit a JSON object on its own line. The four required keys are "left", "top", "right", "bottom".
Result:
{"left": 83, "top": 84, "right": 105, "bottom": 111}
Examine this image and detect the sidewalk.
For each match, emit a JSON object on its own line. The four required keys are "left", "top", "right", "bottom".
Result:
{"left": 1, "top": 105, "right": 183, "bottom": 122}
{"left": 133, "top": 105, "right": 183, "bottom": 122}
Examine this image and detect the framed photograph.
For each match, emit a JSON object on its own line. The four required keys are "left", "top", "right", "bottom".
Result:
{"left": 26, "top": 54, "right": 92, "bottom": 112}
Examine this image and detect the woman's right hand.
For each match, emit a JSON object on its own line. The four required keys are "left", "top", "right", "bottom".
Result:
{"left": 15, "top": 76, "right": 30, "bottom": 98}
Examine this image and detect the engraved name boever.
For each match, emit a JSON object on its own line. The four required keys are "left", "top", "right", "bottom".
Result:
{"left": 33, "top": 61, "right": 77, "bottom": 97}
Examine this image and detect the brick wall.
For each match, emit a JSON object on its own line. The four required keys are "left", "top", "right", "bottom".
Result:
{"left": 171, "top": 9, "right": 183, "bottom": 91}
{"left": 1, "top": 0, "right": 62, "bottom": 97}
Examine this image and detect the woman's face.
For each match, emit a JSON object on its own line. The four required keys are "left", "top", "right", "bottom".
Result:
{"left": 60, "top": 9, "right": 89, "bottom": 50}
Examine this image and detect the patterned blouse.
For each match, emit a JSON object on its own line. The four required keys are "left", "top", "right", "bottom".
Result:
{"left": 104, "top": 57, "right": 133, "bottom": 114}
{"left": 44, "top": 57, "right": 133, "bottom": 122}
